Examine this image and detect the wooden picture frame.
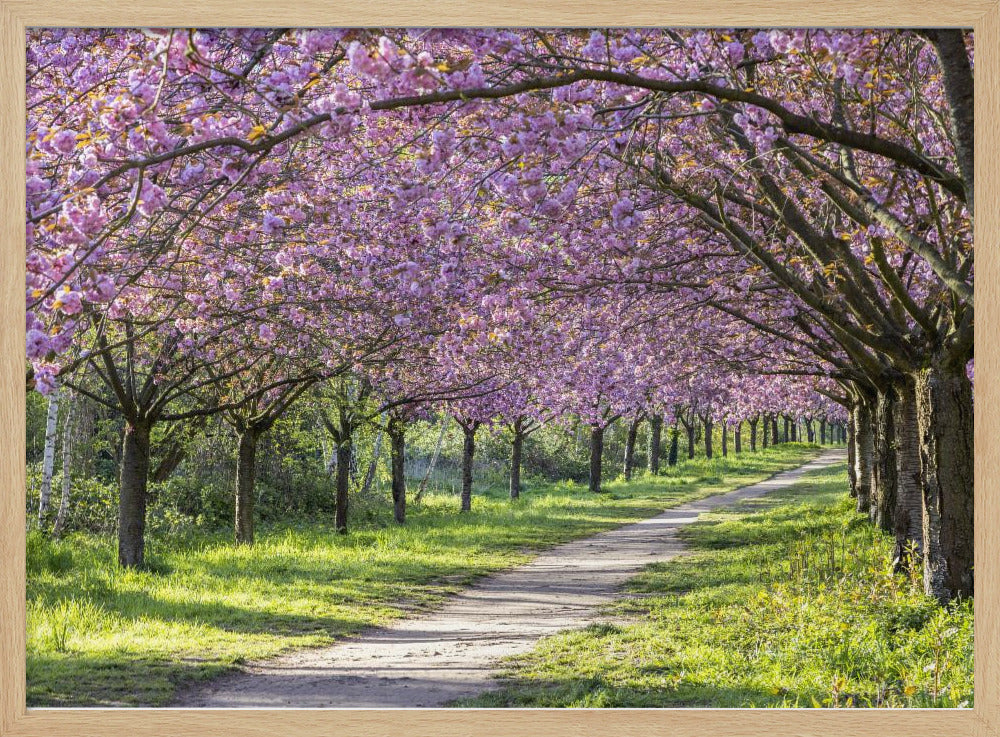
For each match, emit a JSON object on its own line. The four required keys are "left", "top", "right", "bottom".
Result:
{"left": 1, "top": 2, "right": 997, "bottom": 735}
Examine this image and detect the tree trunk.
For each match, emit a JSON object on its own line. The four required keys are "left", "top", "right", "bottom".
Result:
{"left": 415, "top": 417, "right": 447, "bottom": 502}
{"left": 892, "top": 379, "right": 924, "bottom": 573}
{"left": 915, "top": 362, "right": 973, "bottom": 602}
{"left": 820, "top": 418, "right": 827, "bottom": 444}
{"left": 52, "top": 393, "right": 76, "bottom": 538}
{"left": 703, "top": 416, "right": 713, "bottom": 459}
{"left": 389, "top": 418, "right": 406, "bottom": 523}
{"left": 623, "top": 416, "right": 640, "bottom": 481}
{"left": 847, "top": 406, "right": 858, "bottom": 497}
{"left": 509, "top": 428, "right": 524, "bottom": 500}
{"left": 118, "top": 419, "right": 151, "bottom": 568}
{"left": 667, "top": 424, "right": 679, "bottom": 466}
{"left": 335, "top": 437, "right": 352, "bottom": 533}
{"left": 235, "top": 428, "right": 258, "bottom": 545}
{"left": 790, "top": 418, "right": 797, "bottom": 442}
{"left": 771, "top": 415, "right": 780, "bottom": 445}
{"left": 852, "top": 400, "right": 874, "bottom": 516}
{"left": 360, "top": 425, "right": 385, "bottom": 496}
{"left": 460, "top": 423, "right": 477, "bottom": 512}
{"left": 721, "top": 420, "right": 728, "bottom": 457}
{"left": 589, "top": 424, "right": 604, "bottom": 493}
{"left": 871, "top": 386, "right": 898, "bottom": 533}
{"left": 750, "top": 417, "right": 758, "bottom": 451}
{"left": 647, "top": 415, "right": 662, "bottom": 474}
{"left": 734, "top": 423, "right": 742, "bottom": 454}
{"left": 37, "top": 388, "right": 60, "bottom": 529}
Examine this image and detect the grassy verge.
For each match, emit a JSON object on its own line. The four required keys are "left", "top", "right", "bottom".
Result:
{"left": 26, "top": 444, "right": 819, "bottom": 707}
{"left": 460, "top": 460, "right": 973, "bottom": 708}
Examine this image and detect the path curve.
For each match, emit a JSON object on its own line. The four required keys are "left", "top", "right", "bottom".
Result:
{"left": 175, "top": 449, "right": 845, "bottom": 708}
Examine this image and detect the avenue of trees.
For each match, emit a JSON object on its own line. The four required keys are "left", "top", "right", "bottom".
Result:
{"left": 25, "top": 28, "right": 973, "bottom": 603}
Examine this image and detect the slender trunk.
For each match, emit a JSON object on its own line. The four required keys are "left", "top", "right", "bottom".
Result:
{"left": 647, "top": 415, "right": 662, "bottom": 474}
{"left": 359, "top": 426, "right": 385, "bottom": 496}
{"left": 589, "top": 424, "right": 604, "bottom": 493}
{"left": 37, "top": 389, "right": 60, "bottom": 529}
{"left": 721, "top": 420, "right": 728, "bottom": 457}
{"left": 750, "top": 417, "right": 758, "bottom": 452}
{"left": 415, "top": 417, "right": 447, "bottom": 502}
{"left": 892, "top": 379, "right": 923, "bottom": 572}
{"left": 703, "top": 416, "right": 713, "bottom": 459}
{"left": 667, "top": 424, "right": 679, "bottom": 466}
{"left": 820, "top": 418, "right": 827, "bottom": 445}
{"left": 915, "top": 362, "right": 974, "bottom": 602}
{"left": 790, "top": 418, "right": 797, "bottom": 442}
{"left": 734, "top": 423, "right": 742, "bottom": 454}
{"left": 685, "top": 420, "right": 695, "bottom": 459}
{"left": 335, "top": 437, "right": 352, "bottom": 533}
{"left": 118, "top": 419, "right": 151, "bottom": 568}
{"left": 623, "top": 416, "right": 640, "bottom": 481}
{"left": 52, "top": 393, "right": 76, "bottom": 538}
{"left": 509, "top": 428, "right": 524, "bottom": 500}
{"left": 783, "top": 416, "right": 790, "bottom": 443}
{"left": 235, "top": 428, "right": 258, "bottom": 545}
{"left": 771, "top": 415, "right": 780, "bottom": 446}
{"left": 853, "top": 400, "right": 874, "bottom": 516}
{"left": 388, "top": 418, "right": 406, "bottom": 524}
{"left": 871, "top": 386, "right": 898, "bottom": 533}
{"left": 460, "top": 423, "right": 477, "bottom": 512}
{"left": 847, "top": 407, "right": 858, "bottom": 497}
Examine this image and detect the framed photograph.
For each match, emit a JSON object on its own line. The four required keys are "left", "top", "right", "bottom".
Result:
{"left": 2, "top": 2, "right": 997, "bottom": 736}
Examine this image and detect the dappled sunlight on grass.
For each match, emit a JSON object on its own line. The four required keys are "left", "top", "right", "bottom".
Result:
{"left": 458, "top": 461, "right": 973, "bottom": 709}
{"left": 26, "top": 444, "right": 819, "bottom": 706}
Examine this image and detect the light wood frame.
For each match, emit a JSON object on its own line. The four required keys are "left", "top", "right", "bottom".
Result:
{"left": 1, "top": 2, "right": 997, "bottom": 735}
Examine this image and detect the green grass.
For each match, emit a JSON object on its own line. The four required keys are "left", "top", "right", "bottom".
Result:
{"left": 26, "top": 444, "right": 819, "bottom": 707}
{"left": 459, "top": 461, "right": 974, "bottom": 709}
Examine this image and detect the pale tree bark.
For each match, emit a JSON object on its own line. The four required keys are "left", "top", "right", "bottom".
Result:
{"left": 647, "top": 415, "right": 662, "bottom": 474}
{"left": 37, "top": 388, "right": 60, "bottom": 529}
{"left": 459, "top": 420, "right": 480, "bottom": 512}
{"left": 52, "top": 392, "right": 76, "bottom": 538}
{"left": 415, "top": 417, "right": 448, "bottom": 502}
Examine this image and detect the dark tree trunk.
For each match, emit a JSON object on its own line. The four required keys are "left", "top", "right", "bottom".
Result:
{"left": 853, "top": 399, "right": 874, "bottom": 516}
{"left": 589, "top": 424, "right": 605, "bottom": 493}
{"left": 734, "top": 423, "right": 742, "bottom": 454}
{"left": 647, "top": 415, "right": 662, "bottom": 474}
{"left": 510, "top": 428, "right": 524, "bottom": 500}
{"left": 847, "top": 406, "right": 858, "bottom": 497}
{"left": 721, "top": 421, "right": 728, "bottom": 457}
{"left": 623, "top": 416, "right": 640, "bottom": 481}
{"left": 915, "top": 362, "right": 974, "bottom": 602}
{"left": 871, "top": 386, "right": 898, "bottom": 534}
{"left": 820, "top": 418, "right": 827, "bottom": 445}
{"left": 335, "top": 438, "right": 352, "bottom": 533}
{"left": 460, "top": 423, "right": 477, "bottom": 512}
{"left": 771, "top": 415, "right": 780, "bottom": 446}
{"left": 805, "top": 420, "right": 815, "bottom": 443}
{"left": 685, "top": 420, "right": 695, "bottom": 459}
{"left": 790, "top": 418, "right": 797, "bottom": 442}
{"left": 667, "top": 423, "right": 679, "bottom": 467}
{"left": 892, "top": 379, "right": 923, "bottom": 572}
{"left": 783, "top": 416, "right": 790, "bottom": 443}
{"left": 389, "top": 418, "right": 406, "bottom": 524}
{"left": 750, "top": 417, "right": 758, "bottom": 451}
{"left": 118, "top": 420, "right": 151, "bottom": 569}
{"left": 703, "top": 416, "right": 713, "bottom": 459}
{"left": 235, "top": 428, "right": 258, "bottom": 545}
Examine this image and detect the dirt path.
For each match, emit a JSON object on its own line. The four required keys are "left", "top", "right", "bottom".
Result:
{"left": 175, "top": 449, "right": 845, "bottom": 708}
